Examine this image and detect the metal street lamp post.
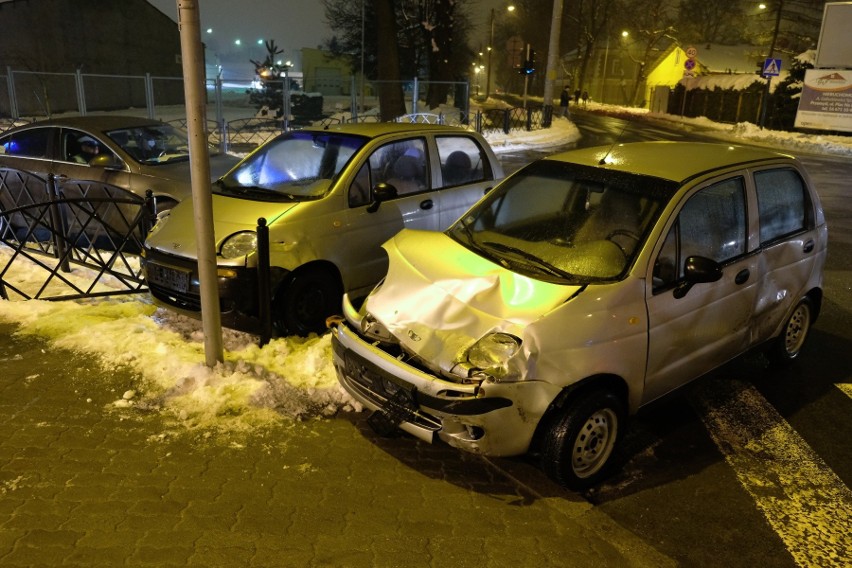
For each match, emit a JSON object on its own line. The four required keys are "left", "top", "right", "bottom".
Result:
{"left": 485, "top": 5, "right": 515, "bottom": 100}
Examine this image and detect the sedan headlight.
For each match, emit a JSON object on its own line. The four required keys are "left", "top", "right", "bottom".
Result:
{"left": 220, "top": 231, "right": 257, "bottom": 259}
{"left": 467, "top": 332, "right": 522, "bottom": 379}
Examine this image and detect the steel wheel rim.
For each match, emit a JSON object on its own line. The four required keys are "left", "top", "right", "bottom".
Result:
{"left": 784, "top": 302, "right": 811, "bottom": 357}
{"left": 571, "top": 408, "right": 618, "bottom": 478}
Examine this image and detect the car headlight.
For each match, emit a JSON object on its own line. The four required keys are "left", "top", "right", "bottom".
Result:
{"left": 220, "top": 231, "right": 257, "bottom": 259}
{"left": 466, "top": 332, "right": 522, "bottom": 378}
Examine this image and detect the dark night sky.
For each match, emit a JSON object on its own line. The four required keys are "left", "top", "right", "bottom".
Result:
{"left": 146, "top": 0, "right": 501, "bottom": 78}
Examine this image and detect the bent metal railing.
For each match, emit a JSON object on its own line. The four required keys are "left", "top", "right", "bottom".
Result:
{"left": 0, "top": 168, "right": 155, "bottom": 301}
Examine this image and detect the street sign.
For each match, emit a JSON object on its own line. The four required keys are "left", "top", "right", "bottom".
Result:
{"left": 763, "top": 58, "right": 782, "bottom": 77}
{"left": 685, "top": 46, "right": 698, "bottom": 60}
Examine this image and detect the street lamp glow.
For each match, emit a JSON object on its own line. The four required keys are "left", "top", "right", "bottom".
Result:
{"left": 234, "top": 39, "right": 241, "bottom": 46}
{"left": 759, "top": 3, "right": 767, "bottom": 9}
{"left": 257, "top": 39, "right": 264, "bottom": 45}
{"left": 485, "top": 4, "right": 518, "bottom": 99}
{"left": 206, "top": 28, "right": 213, "bottom": 34}
{"left": 622, "top": 30, "right": 629, "bottom": 38}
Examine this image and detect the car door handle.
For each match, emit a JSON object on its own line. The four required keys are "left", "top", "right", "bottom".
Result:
{"left": 735, "top": 268, "right": 750, "bottom": 285}
{"left": 420, "top": 199, "right": 434, "bottom": 210}
{"left": 803, "top": 239, "right": 814, "bottom": 253}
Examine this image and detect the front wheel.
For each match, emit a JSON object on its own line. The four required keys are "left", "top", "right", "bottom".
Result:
{"left": 540, "top": 389, "right": 625, "bottom": 490}
{"left": 768, "top": 297, "right": 813, "bottom": 363}
{"left": 273, "top": 267, "right": 342, "bottom": 337}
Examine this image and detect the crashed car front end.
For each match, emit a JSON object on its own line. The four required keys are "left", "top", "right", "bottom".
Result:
{"left": 329, "top": 229, "right": 572, "bottom": 457}
{"left": 331, "top": 300, "right": 564, "bottom": 456}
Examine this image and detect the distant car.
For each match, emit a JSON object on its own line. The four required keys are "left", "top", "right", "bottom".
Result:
{"left": 142, "top": 122, "right": 504, "bottom": 336}
{"left": 330, "top": 142, "right": 827, "bottom": 490}
{"left": 0, "top": 115, "right": 239, "bottom": 211}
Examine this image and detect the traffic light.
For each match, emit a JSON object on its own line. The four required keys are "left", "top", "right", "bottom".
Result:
{"left": 520, "top": 49, "right": 536, "bottom": 75}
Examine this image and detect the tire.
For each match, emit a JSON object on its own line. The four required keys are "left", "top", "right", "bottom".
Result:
{"left": 768, "top": 297, "right": 813, "bottom": 364}
{"left": 540, "top": 389, "right": 625, "bottom": 490}
{"left": 274, "top": 267, "right": 342, "bottom": 337}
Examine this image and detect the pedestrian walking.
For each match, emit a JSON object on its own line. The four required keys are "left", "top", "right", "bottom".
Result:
{"left": 559, "top": 87, "right": 570, "bottom": 118}
{"left": 581, "top": 90, "right": 589, "bottom": 107}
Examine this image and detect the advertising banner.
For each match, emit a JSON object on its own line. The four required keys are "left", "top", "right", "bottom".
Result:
{"left": 794, "top": 69, "right": 852, "bottom": 133}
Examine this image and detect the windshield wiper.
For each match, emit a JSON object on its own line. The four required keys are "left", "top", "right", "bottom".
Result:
{"left": 482, "top": 241, "right": 573, "bottom": 280}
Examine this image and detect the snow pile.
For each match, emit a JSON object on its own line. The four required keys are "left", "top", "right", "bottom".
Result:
{"left": 484, "top": 115, "right": 582, "bottom": 150}
{"left": 0, "top": 288, "right": 359, "bottom": 433}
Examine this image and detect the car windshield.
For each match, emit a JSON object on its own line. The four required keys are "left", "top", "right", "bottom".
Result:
{"left": 448, "top": 160, "right": 675, "bottom": 284}
{"left": 214, "top": 131, "right": 368, "bottom": 201}
{"left": 105, "top": 123, "right": 195, "bottom": 165}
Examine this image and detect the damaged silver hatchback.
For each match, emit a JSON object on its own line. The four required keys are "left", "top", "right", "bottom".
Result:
{"left": 329, "top": 142, "right": 827, "bottom": 489}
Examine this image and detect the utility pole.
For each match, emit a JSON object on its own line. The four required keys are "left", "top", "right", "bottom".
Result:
{"left": 176, "top": 0, "right": 224, "bottom": 367}
{"left": 542, "top": 0, "right": 564, "bottom": 110}
{"left": 759, "top": 0, "right": 784, "bottom": 128}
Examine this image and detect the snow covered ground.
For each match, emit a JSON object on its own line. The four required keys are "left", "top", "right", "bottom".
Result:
{"left": 1, "top": 107, "right": 849, "bottom": 436}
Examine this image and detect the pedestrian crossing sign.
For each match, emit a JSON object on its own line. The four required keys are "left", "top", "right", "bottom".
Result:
{"left": 763, "top": 58, "right": 782, "bottom": 77}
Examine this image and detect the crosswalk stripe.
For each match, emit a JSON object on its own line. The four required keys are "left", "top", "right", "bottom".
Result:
{"left": 691, "top": 379, "right": 852, "bottom": 568}
{"left": 644, "top": 128, "right": 684, "bottom": 139}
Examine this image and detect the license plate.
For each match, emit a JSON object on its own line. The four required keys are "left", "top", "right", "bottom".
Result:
{"left": 345, "top": 350, "right": 416, "bottom": 395}
{"left": 146, "top": 263, "right": 190, "bottom": 292}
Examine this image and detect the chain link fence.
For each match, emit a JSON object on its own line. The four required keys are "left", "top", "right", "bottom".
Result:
{"left": 1, "top": 69, "right": 553, "bottom": 151}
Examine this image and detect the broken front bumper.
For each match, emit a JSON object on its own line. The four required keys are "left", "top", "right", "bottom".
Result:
{"left": 330, "top": 314, "right": 560, "bottom": 457}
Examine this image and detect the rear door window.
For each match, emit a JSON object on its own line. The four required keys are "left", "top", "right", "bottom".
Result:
{"left": 754, "top": 168, "right": 809, "bottom": 245}
{"left": 436, "top": 135, "right": 492, "bottom": 188}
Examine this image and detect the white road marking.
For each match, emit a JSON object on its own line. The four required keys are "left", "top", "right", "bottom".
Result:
{"left": 691, "top": 379, "right": 852, "bottom": 568}
{"left": 643, "top": 128, "right": 684, "bottom": 139}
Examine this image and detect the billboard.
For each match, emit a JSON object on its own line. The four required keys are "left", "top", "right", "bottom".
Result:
{"left": 815, "top": 2, "right": 852, "bottom": 69}
{"left": 794, "top": 69, "right": 852, "bottom": 133}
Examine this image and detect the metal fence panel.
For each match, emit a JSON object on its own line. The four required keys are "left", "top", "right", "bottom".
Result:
{"left": 0, "top": 167, "right": 152, "bottom": 301}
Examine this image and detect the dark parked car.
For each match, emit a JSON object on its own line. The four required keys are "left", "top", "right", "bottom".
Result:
{"left": 0, "top": 115, "right": 239, "bottom": 211}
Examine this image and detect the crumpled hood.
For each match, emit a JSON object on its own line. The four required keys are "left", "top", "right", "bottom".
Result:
{"left": 145, "top": 193, "right": 297, "bottom": 258}
{"left": 366, "top": 229, "right": 581, "bottom": 371}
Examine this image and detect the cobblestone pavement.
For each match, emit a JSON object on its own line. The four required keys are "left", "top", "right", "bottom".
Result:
{"left": 0, "top": 321, "right": 675, "bottom": 567}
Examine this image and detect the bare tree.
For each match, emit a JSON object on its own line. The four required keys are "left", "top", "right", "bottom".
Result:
{"left": 564, "top": 0, "right": 617, "bottom": 93}
{"left": 677, "top": 0, "right": 747, "bottom": 45}
{"left": 323, "top": 0, "right": 474, "bottom": 115}
{"left": 612, "top": 0, "right": 678, "bottom": 106}
{"left": 375, "top": 0, "right": 407, "bottom": 120}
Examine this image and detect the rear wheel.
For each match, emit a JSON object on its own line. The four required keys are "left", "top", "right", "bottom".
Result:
{"left": 540, "top": 389, "right": 625, "bottom": 490}
{"left": 768, "top": 297, "right": 813, "bottom": 363}
{"left": 273, "top": 267, "right": 341, "bottom": 337}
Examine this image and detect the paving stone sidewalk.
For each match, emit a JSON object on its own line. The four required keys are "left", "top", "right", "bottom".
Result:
{"left": 0, "top": 321, "right": 674, "bottom": 567}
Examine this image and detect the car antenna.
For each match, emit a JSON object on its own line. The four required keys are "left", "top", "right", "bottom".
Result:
{"left": 599, "top": 122, "right": 629, "bottom": 165}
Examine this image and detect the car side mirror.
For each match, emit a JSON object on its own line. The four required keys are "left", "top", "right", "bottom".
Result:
{"left": 89, "top": 153, "right": 123, "bottom": 169}
{"left": 367, "top": 182, "right": 398, "bottom": 213}
{"left": 673, "top": 255, "right": 722, "bottom": 299}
